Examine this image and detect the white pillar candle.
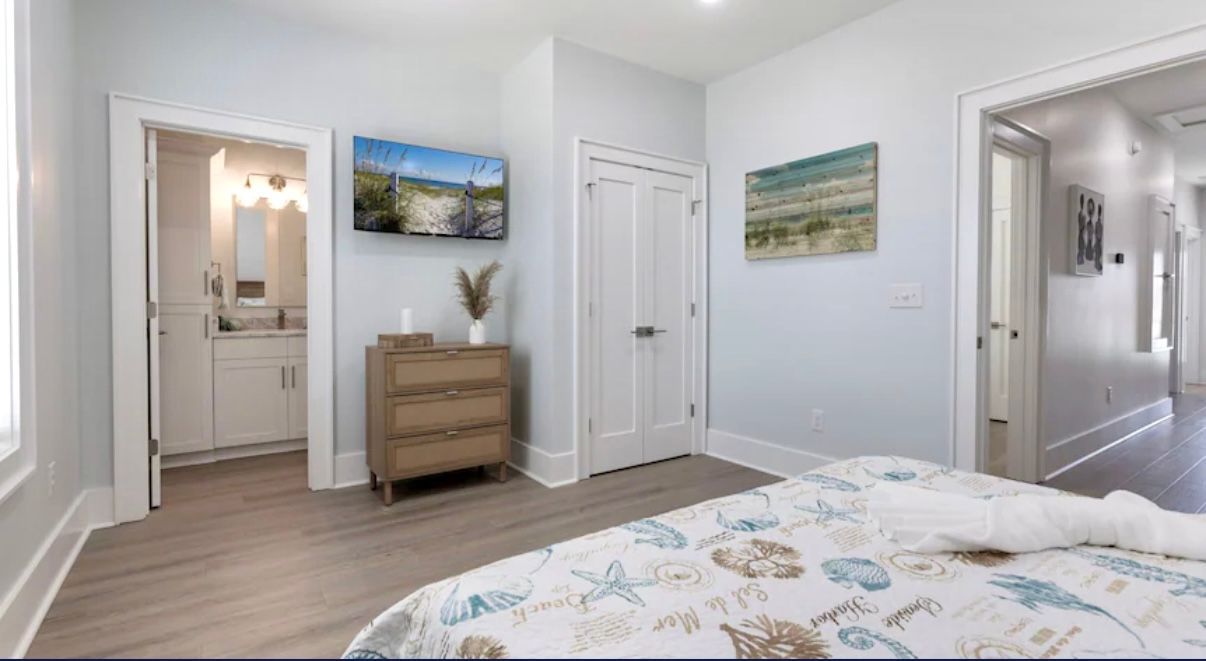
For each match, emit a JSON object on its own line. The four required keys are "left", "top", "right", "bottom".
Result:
{"left": 401, "top": 308, "right": 414, "bottom": 334}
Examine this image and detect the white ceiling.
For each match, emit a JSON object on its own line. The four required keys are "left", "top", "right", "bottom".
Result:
{"left": 223, "top": 0, "right": 896, "bottom": 84}
{"left": 1110, "top": 59, "right": 1206, "bottom": 183}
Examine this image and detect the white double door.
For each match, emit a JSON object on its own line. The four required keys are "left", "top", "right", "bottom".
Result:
{"left": 590, "top": 158, "right": 698, "bottom": 474}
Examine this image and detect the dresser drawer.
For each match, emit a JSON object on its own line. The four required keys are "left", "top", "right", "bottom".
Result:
{"left": 384, "top": 386, "right": 508, "bottom": 437}
{"left": 386, "top": 424, "right": 508, "bottom": 478}
{"left": 386, "top": 348, "right": 507, "bottom": 394}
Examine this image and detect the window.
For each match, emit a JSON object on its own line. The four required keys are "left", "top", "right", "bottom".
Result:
{"left": 0, "top": 0, "right": 29, "bottom": 500}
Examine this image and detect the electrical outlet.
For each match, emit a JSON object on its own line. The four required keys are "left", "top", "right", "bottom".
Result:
{"left": 811, "top": 409, "right": 824, "bottom": 433}
{"left": 1106, "top": 386, "right": 1113, "bottom": 404}
{"left": 47, "top": 461, "right": 56, "bottom": 497}
{"left": 888, "top": 283, "right": 924, "bottom": 308}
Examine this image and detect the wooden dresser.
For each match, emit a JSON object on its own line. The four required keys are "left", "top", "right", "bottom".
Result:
{"left": 365, "top": 343, "right": 510, "bottom": 505}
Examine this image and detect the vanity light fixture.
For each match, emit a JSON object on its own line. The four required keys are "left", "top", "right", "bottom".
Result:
{"left": 235, "top": 172, "right": 308, "bottom": 212}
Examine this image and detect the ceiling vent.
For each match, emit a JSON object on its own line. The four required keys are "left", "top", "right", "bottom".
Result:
{"left": 1155, "top": 104, "right": 1206, "bottom": 133}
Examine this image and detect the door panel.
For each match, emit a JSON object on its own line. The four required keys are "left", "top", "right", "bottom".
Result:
{"left": 157, "top": 149, "right": 212, "bottom": 306}
{"left": 591, "top": 160, "right": 644, "bottom": 474}
{"left": 288, "top": 357, "right": 308, "bottom": 439}
{"left": 159, "top": 309, "right": 214, "bottom": 455}
{"left": 214, "top": 358, "right": 289, "bottom": 448}
{"left": 644, "top": 172, "right": 693, "bottom": 463}
{"left": 147, "top": 130, "right": 161, "bottom": 508}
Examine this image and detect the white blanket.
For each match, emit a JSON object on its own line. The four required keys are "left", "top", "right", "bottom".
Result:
{"left": 867, "top": 482, "right": 1206, "bottom": 560}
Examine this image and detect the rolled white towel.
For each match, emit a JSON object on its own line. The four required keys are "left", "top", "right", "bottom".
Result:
{"left": 865, "top": 482, "right": 1206, "bottom": 561}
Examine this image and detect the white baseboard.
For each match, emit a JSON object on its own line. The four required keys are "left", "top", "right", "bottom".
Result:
{"left": 0, "top": 487, "right": 114, "bottom": 658}
{"left": 1044, "top": 397, "right": 1174, "bottom": 480}
{"left": 508, "top": 438, "right": 577, "bottom": 488}
{"left": 705, "top": 428, "right": 835, "bottom": 479}
{"left": 162, "top": 438, "right": 307, "bottom": 470}
{"left": 333, "top": 451, "right": 369, "bottom": 489}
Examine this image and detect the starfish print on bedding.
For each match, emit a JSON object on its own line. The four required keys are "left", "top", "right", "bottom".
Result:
{"left": 796, "top": 499, "right": 862, "bottom": 525}
{"left": 572, "top": 560, "right": 658, "bottom": 607}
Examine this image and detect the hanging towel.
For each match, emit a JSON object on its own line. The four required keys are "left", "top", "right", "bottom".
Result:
{"left": 866, "top": 482, "right": 1206, "bottom": 561}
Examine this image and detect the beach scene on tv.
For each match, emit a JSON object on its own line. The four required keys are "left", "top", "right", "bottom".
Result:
{"left": 353, "top": 136, "right": 504, "bottom": 239}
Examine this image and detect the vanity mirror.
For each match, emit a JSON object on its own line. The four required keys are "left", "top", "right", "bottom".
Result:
{"left": 233, "top": 200, "right": 307, "bottom": 307}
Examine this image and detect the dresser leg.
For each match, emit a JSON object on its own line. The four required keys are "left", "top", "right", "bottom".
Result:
{"left": 497, "top": 462, "right": 507, "bottom": 482}
{"left": 370, "top": 472, "right": 378, "bottom": 491}
{"left": 383, "top": 480, "right": 394, "bottom": 506}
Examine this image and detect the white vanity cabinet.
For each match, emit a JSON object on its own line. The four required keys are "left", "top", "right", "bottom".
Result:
{"left": 213, "top": 334, "right": 307, "bottom": 448}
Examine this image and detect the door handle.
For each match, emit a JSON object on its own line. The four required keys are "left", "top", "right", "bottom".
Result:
{"left": 630, "top": 326, "right": 668, "bottom": 337}
{"left": 203, "top": 270, "right": 209, "bottom": 296}
{"left": 990, "top": 321, "right": 1004, "bottom": 330}
{"left": 204, "top": 313, "right": 209, "bottom": 339}
{"left": 291, "top": 365, "right": 296, "bottom": 389}
{"left": 281, "top": 366, "right": 286, "bottom": 389}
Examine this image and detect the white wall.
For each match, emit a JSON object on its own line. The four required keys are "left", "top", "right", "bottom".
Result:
{"left": 499, "top": 39, "right": 555, "bottom": 453}
{"left": 1005, "top": 88, "right": 1174, "bottom": 453}
{"left": 0, "top": 0, "right": 84, "bottom": 644}
{"left": 1175, "top": 177, "right": 1201, "bottom": 229}
{"left": 72, "top": 0, "right": 507, "bottom": 475}
{"left": 705, "top": 0, "right": 1206, "bottom": 464}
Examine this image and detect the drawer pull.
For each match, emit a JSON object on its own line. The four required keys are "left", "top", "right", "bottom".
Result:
{"left": 444, "top": 390, "right": 459, "bottom": 396}
{"left": 446, "top": 350, "right": 460, "bottom": 356}
{"left": 445, "top": 430, "right": 459, "bottom": 437}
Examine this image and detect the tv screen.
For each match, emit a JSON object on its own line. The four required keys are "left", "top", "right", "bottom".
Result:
{"left": 353, "top": 136, "right": 504, "bottom": 239}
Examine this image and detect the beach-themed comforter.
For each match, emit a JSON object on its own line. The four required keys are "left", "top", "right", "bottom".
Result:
{"left": 343, "top": 456, "right": 1206, "bottom": 658}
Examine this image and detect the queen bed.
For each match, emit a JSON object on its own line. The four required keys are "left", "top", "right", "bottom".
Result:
{"left": 343, "top": 456, "right": 1206, "bottom": 658}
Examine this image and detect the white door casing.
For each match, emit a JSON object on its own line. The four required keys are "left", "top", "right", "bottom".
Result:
{"left": 1187, "top": 228, "right": 1202, "bottom": 383}
{"left": 110, "top": 93, "right": 334, "bottom": 524}
{"left": 575, "top": 139, "right": 707, "bottom": 479}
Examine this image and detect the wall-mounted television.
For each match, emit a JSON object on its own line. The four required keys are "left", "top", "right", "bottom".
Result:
{"left": 353, "top": 136, "right": 504, "bottom": 239}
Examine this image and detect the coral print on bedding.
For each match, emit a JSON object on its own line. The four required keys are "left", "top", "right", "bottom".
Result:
{"left": 343, "top": 456, "right": 1206, "bottom": 659}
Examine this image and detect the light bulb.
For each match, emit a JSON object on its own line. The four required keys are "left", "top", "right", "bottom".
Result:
{"left": 267, "top": 190, "right": 290, "bottom": 210}
{"left": 235, "top": 177, "right": 259, "bottom": 207}
{"left": 295, "top": 193, "right": 308, "bottom": 213}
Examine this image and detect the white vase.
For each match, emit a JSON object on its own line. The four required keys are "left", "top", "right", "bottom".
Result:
{"left": 468, "top": 319, "right": 486, "bottom": 344}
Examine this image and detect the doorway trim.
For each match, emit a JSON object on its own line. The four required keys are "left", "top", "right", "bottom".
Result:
{"left": 109, "top": 93, "right": 334, "bottom": 524}
{"left": 572, "top": 138, "right": 708, "bottom": 480}
{"left": 953, "top": 25, "right": 1206, "bottom": 472}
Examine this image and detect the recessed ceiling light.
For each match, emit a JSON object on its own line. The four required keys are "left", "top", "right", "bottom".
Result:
{"left": 699, "top": 0, "right": 722, "bottom": 5}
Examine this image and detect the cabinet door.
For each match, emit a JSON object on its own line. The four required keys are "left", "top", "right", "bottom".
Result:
{"left": 214, "top": 357, "right": 289, "bottom": 448}
{"left": 288, "top": 357, "right": 307, "bottom": 439}
{"left": 159, "top": 308, "right": 213, "bottom": 455}
{"left": 157, "top": 149, "right": 212, "bottom": 305}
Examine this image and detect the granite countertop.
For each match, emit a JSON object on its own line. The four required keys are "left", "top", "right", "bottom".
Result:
{"left": 215, "top": 329, "right": 307, "bottom": 338}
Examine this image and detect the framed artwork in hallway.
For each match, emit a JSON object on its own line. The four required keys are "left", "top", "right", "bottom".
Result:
{"left": 1069, "top": 184, "right": 1105, "bottom": 276}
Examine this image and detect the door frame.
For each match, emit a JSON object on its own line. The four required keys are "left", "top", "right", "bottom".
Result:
{"left": 109, "top": 93, "right": 334, "bottom": 524}
{"left": 953, "top": 25, "right": 1206, "bottom": 473}
{"left": 573, "top": 138, "right": 708, "bottom": 480}
{"left": 1180, "top": 224, "right": 1204, "bottom": 387}
{"left": 985, "top": 119, "right": 1049, "bottom": 483}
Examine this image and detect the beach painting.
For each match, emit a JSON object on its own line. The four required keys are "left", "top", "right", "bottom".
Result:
{"left": 745, "top": 142, "right": 877, "bottom": 259}
{"left": 353, "top": 136, "right": 504, "bottom": 239}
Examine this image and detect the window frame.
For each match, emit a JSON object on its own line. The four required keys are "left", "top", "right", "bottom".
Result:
{"left": 0, "top": 0, "right": 36, "bottom": 505}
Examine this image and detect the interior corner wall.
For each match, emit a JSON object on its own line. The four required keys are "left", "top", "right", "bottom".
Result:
{"left": 0, "top": 0, "right": 84, "bottom": 641}
{"left": 71, "top": 0, "right": 505, "bottom": 484}
{"left": 1004, "top": 87, "right": 1174, "bottom": 464}
{"left": 705, "top": 0, "right": 1206, "bottom": 465}
{"left": 548, "top": 39, "right": 707, "bottom": 457}
{"left": 498, "top": 38, "right": 706, "bottom": 462}
{"left": 499, "top": 39, "right": 555, "bottom": 454}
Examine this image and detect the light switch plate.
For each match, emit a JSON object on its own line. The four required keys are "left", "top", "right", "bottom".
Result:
{"left": 889, "top": 283, "right": 924, "bottom": 308}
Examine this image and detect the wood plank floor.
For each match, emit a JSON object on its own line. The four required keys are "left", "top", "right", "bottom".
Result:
{"left": 1045, "top": 386, "right": 1206, "bottom": 512}
{"left": 28, "top": 453, "right": 776, "bottom": 658}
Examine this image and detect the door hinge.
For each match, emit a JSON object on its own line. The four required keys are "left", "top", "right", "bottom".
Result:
{"left": 588, "top": 301, "right": 594, "bottom": 317}
{"left": 144, "top": 163, "right": 156, "bottom": 181}
{"left": 588, "top": 418, "right": 592, "bottom": 434}
{"left": 691, "top": 302, "right": 696, "bottom": 317}
{"left": 585, "top": 181, "right": 596, "bottom": 198}
{"left": 149, "top": 438, "right": 159, "bottom": 457}
{"left": 977, "top": 336, "right": 983, "bottom": 350}
{"left": 690, "top": 403, "right": 695, "bottom": 417}
{"left": 691, "top": 199, "right": 702, "bottom": 216}
{"left": 146, "top": 301, "right": 157, "bottom": 320}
